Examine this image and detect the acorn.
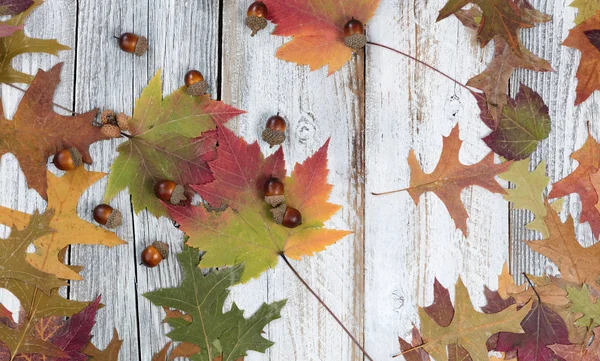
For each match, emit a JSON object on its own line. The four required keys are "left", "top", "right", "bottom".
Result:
{"left": 101, "top": 124, "right": 122, "bottom": 138}
{"left": 264, "top": 177, "right": 285, "bottom": 207}
{"left": 116, "top": 112, "right": 131, "bottom": 131}
{"left": 343, "top": 18, "right": 367, "bottom": 50}
{"left": 141, "top": 241, "right": 169, "bottom": 268}
{"left": 270, "top": 203, "right": 302, "bottom": 228}
{"left": 261, "top": 115, "right": 286, "bottom": 148}
{"left": 246, "top": 1, "right": 268, "bottom": 36}
{"left": 52, "top": 147, "right": 82, "bottom": 171}
{"left": 118, "top": 32, "right": 148, "bottom": 56}
{"left": 185, "top": 70, "right": 209, "bottom": 96}
{"left": 93, "top": 204, "right": 123, "bottom": 229}
{"left": 154, "top": 180, "right": 187, "bottom": 205}
{"left": 101, "top": 110, "right": 117, "bottom": 125}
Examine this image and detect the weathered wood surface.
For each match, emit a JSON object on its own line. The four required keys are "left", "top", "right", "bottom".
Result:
{"left": 0, "top": 1, "right": 595, "bottom": 360}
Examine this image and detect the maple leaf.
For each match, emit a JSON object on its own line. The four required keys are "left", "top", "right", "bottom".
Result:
{"left": 571, "top": 0, "right": 600, "bottom": 24}
{"left": 263, "top": 0, "right": 379, "bottom": 75}
{"left": 479, "top": 85, "right": 551, "bottom": 160}
{"left": 167, "top": 127, "right": 351, "bottom": 282}
{"left": 549, "top": 131, "right": 600, "bottom": 238}
{"left": 83, "top": 329, "right": 123, "bottom": 361}
{"left": 105, "top": 70, "right": 243, "bottom": 217}
{"left": 374, "top": 125, "right": 511, "bottom": 235}
{"left": 550, "top": 328, "right": 600, "bottom": 361}
{"left": 0, "top": 63, "right": 106, "bottom": 200}
{"left": 567, "top": 285, "right": 600, "bottom": 330}
{"left": 144, "top": 246, "right": 286, "bottom": 361}
{"left": 500, "top": 159, "right": 552, "bottom": 237}
{"left": 0, "top": 167, "right": 126, "bottom": 280}
{"left": 418, "top": 278, "right": 531, "bottom": 361}
{"left": 0, "top": 0, "right": 69, "bottom": 84}
{"left": 563, "top": 11, "right": 600, "bottom": 105}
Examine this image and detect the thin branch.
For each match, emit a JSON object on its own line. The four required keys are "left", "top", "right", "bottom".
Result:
{"left": 5, "top": 82, "right": 80, "bottom": 115}
{"left": 279, "top": 253, "right": 374, "bottom": 361}
{"left": 522, "top": 273, "right": 541, "bottom": 303}
{"left": 366, "top": 41, "right": 473, "bottom": 92}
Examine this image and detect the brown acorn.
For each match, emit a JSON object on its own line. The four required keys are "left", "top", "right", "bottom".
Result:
{"left": 185, "top": 70, "right": 209, "bottom": 96}
{"left": 101, "top": 124, "right": 122, "bottom": 138}
{"left": 270, "top": 203, "right": 302, "bottom": 228}
{"left": 52, "top": 148, "right": 82, "bottom": 171}
{"left": 261, "top": 115, "right": 286, "bottom": 148}
{"left": 154, "top": 180, "right": 187, "bottom": 205}
{"left": 246, "top": 1, "right": 268, "bottom": 36}
{"left": 264, "top": 177, "right": 285, "bottom": 207}
{"left": 118, "top": 32, "right": 148, "bottom": 56}
{"left": 343, "top": 18, "right": 367, "bottom": 50}
{"left": 116, "top": 112, "right": 131, "bottom": 131}
{"left": 141, "top": 241, "right": 169, "bottom": 268}
{"left": 93, "top": 204, "right": 123, "bottom": 229}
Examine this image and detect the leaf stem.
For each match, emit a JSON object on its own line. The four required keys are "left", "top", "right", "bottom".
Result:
{"left": 366, "top": 41, "right": 472, "bottom": 92}
{"left": 279, "top": 253, "right": 373, "bottom": 361}
{"left": 522, "top": 273, "right": 541, "bottom": 303}
{"left": 4, "top": 82, "right": 80, "bottom": 115}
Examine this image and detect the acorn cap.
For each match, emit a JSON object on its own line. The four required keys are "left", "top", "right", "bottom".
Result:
{"left": 116, "top": 112, "right": 130, "bottom": 131}
{"left": 152, "top": 241, "right": 169, "bottom": 259}
{"left": 186, "top": 80, "right": 209, "bottom": 96}
{"left": 262, "top": 128, "right": 286, "bottom": 148}
{"left": 246, "top": 15, "right": 268, "bottom": 36}
{"left": 105, "top": 209, "right": 123, "bottom": 229}
{"left": 270, "top": 203, "right": 287, "bottom": 224}
{"left": 265, "top": 195, "right": 286, "bottom": 207}
{"left": 134, "top": 36, "right": 148, "bottom": 56}
{"left": 68, "top": 147, "right": 83, "bottom": 168}
{"left": 101, "top": 110, "right": 117, "bottom": 125}
{"left": 101, "top": 124, "right": 122, "bottom": 138}
{"left": 344, "top": 33, "right": 367, "bottom": 51}
{"left": 170, "top": 184, "right": 187, "bottom": 205}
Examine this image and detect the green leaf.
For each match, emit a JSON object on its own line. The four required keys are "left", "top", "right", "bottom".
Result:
{"left": 144, "top": 246, "right": 286, "bottom": 361}
{"left": 567, "top": 285, "right": 600, "bottom": 330}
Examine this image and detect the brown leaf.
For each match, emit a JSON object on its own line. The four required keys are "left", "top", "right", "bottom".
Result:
{"left": 83, "top": 329, "right": 123, "bottom": 361}
{"left": 168, "top": 342, "right": 201, "bottom": 360}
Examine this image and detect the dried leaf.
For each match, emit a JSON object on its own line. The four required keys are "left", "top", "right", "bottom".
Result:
{"left": 0, "top": 304, "right": 12, "bottom": 323}
{"left": 105, "top": 70, "right": 244, "bottom": 217}
{"left": 167, "top": 128, "right": 350, "bottom": 282}
{"left": 263, "top": 0, "right": 379, "bottom": 75}
{"left": 152, "top": 342, "right": 172, "bottom": 361}
{"left": 550, "top": 328, "right": 600, "bottom": 360}
{"left": 0, "top": 0, "right": 33, "bottom": 15}
{"left": 83, "top": 328, "right": 123, "bottom": 361}
{"left": 567, "top": 285, "right": 600, "bottom": 330}
{"left": 399, "top": 326, "right": 430, "bottom": 361}
{"left": 570, "top": 0, "right": 600, "bottom": 25}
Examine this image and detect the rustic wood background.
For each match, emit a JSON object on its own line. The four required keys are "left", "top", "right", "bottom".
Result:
{"left": 0, "top": 0, "right": 598, "bottom": 360}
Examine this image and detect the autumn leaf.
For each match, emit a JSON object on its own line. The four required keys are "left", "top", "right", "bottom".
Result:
{"left": 571, "top": 0, "right": 600, "bottom": 24}
{"left": 549, "top": 131, "right": 600, "bottom": 238}
{"left": 167, "top": 127, "right": 351, "bottom": 282}
{"left": 0, "top": 166, "right": 126, "bottom": 280}
{"left": 0, "top": 305, "right": 11, "bottom": 323}
{"left": 0, "top": 63, "right": 106, "bottom": 200}
{"left": 563, "top": 11, "right": 600, "bottom": 105}
{"left": 0, "top": 0, "right": 69, "bottom": 84}
{"left": 399, "top": 326, "right": 430, "bottom": 361}
{"left": 418, "top": 278, "right": 531, "bottom": 361}
{"left": 374, "top": 125, "right": 511, "bottom": 235}
{"left": 144, "top": 246, "right": 286, "bottom": 361}
{"left": 0, "top": 23, "right": 22, "bottom": 37}
{"left": 263, "top": 0, "right": 379, "bottom": 75}
{"left": 567, "top": 285, "right": 600, "bottom": 330}
{"left": 152, "top": 342, "right": 172, "bottom": 361}
{"left": 83, "top": 329, "right": 123, "bottom": 361}
{"left": 550, "top": 328, "right": 600, "bottom": 361}
{"left": 0, "top": 0, "right": 33, "bottom": 15}
{"left": 105, "top": 70, "right": 244, "bottom": 217}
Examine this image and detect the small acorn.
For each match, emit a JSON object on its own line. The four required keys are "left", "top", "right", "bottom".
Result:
{"left": 343, "top": 18, "right": 367, "bottom": 50}
{"left": 264, "top": 177, "right": 285, "bottom": 207}
{"left": 154, "top": 180, "right": 187, "bottom": 205}
{"left": 93, "top": 204, "right": 123, "bottom": 229}
{"left": 246, "top": 1, "right": 268, "bottom": 36}
{"left": 116, "top": 112, "right": 131, "bottom": 131}
{"left": 141, "top": 241, "right": 169, "bottom": 268}
{"left": 270, "top": 203, "right": 302, "bottom": 228}
{"left": 261, "top": 114, "right": 286, "bottom": 148}
{"left": 101, "top": 124, "right": 122, "bottom": 138}
{"left": 185, "top": 70, "right": 209, "bottom": 96}
{"left": 118, "top": 32, "right": 148, "bottom": 56}
{"left": 101, "top": 110, "right": 117, "bottom": 125}
{"left": 52, "top": 147, "right": 82, "bottom": 171}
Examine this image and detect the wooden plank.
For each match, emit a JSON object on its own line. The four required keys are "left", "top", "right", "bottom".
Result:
{"left": 221, "top": 4, "right": 366, "bottom": 360}
{"left": 0, "top": 0, "right": 76, "bottom": 322}
{"left": 363, "top": 1, "right": 509, "bottom": 359}
{"left": 510, "top": 2, "right": 600, "bottom": 280}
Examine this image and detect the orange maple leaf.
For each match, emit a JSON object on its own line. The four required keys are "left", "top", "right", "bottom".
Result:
{"left": 264, "top": 0, "right": 379, "bottom": 75}
{"left": 374, "top": 126, "right": 511, "bottom": 235}
{"left": 563, "top": 11, "right": 600, "bottom": 105}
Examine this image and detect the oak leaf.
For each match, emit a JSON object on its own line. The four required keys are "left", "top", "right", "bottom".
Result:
{"left": 83, "top": 329, "right": 123, "bottom": 361}
{"left": 419, "top": 278, "right": 531, "bottom": 361}
{"left": 167, "top": 127, "right": 351, "bottom": 282}
{"left": 144, "top": 246, "right": 286, "bottom": 361}
{"left": 563, "top": 11, "right": 600, "bottom": 105}
{"left": 263, "top": 0, "right": 379, "bottom": 75}
{"left": 570, "top": 0, "right": 600, "bottom": 24}
{"left": 0, "top": 63, "right": 106, "bottom": 200}
{"left": 105, "top": 70, "right": 243, "bottom": 217}
{"left": 549, "top": 328, "right": 600, "bottom": 361}
{"left": 376, "top": 125, "right": 511, "bottom": 235}
{"left": 399, "top": 326, "right": 430, "bottom": 361}
{"left": 567, "top": 285, "right": 600, "bottom": 330}
{"left": 0, "top": 0, "right": 69, "bottom": 84}
{"left": 0, "top": 166, "right": 126, "bottom": 280}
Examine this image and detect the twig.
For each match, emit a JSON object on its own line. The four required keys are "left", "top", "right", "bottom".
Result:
{"left": 522, "top": 273, "right": 541, "bottom": 303}
{"left": 279, "top": 253, "right": 374, "bottom": 361}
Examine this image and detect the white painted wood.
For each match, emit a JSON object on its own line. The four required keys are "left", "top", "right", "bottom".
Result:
{"left": 364, "top": 1, "right": 509, "bottom": 359}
